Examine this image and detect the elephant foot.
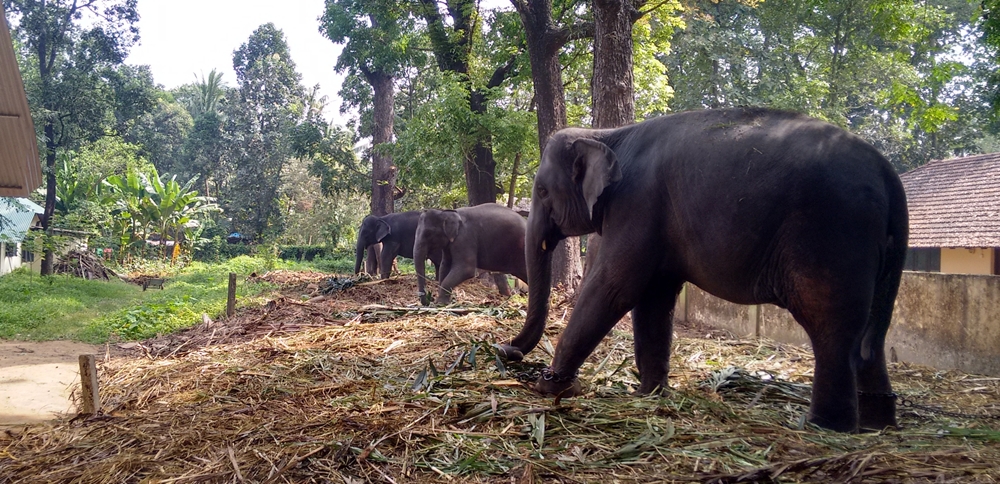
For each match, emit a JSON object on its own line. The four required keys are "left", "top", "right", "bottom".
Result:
{"left": 496, "top": 344, "right": 524, "bottom": 362}
{"left": 532, "top": 368, "right": 583, "bottom": 400}
{"left": 857, "top": 391, "right": 898, "bottom": 432}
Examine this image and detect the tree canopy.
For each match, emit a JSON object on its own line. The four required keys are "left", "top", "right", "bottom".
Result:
{"left": 4, "top": 0, "right": 999, "bottom": 262}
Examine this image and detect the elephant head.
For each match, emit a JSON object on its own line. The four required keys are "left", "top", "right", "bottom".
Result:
{"left": 500, "top": 131, "right": 622, "bottom": 360}
{"left": 414, "top": 209, "right": 462, "bottom": 305}
{"left": 354, "top": 215, "right": 392, "bottom": 274}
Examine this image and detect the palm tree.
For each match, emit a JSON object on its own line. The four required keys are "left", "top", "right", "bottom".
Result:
{"left": 189, "top": 69, "right": 226, "bottom": 117}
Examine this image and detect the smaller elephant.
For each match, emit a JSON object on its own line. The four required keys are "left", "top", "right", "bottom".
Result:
{"left": 414, "top": 203, "right": 528, "bottom": 305}
{"left": 355, "top": 211, "right": 442, "bottom": 280}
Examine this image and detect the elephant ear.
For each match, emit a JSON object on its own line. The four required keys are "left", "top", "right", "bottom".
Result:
{"left": 374, "top": 219, "right": 391, "bottom": 242}
{"left": 572, "top": 138, "right": 623, "bottom": 219}
{"left": 443, "top": 212, "right": 462, "bottom": 243}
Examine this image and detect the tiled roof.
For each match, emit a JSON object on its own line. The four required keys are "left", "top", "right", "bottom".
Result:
{"left": 0, "top": 197, "right": 42, "bottom": 242}
{"left": 899, "top": 152, "right": 1000, "bottom": 248}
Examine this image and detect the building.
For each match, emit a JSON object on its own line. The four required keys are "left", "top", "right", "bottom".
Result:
{"left": 899, "top": 153, "right": 1000, "bottom": 275}
{"left": 0, "top": 197, "right": 42, "bottom": 275}
{"left": 0, "top": 3, "right": 42, "bottom": 198}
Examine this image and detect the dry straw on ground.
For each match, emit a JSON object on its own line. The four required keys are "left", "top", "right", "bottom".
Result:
{"left": 2, "top": 270, "right": 999, "bottom": 483}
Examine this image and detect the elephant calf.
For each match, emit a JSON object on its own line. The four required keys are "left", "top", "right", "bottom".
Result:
{"left": 354, "top": 211, "right": 442, "bottom": 279}
{"left": 414, "top": 203, "right": 528, "bottom": 305}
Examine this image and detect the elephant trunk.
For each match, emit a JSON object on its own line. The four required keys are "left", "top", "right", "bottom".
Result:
{"left": 354, "top": 237, "right": 367, "bottom": 274}
{"left": 414, "top": 235, "right": 431, "bottom": 306}
{"left": 499, "top": 209, "right": 553, "bottom": 361}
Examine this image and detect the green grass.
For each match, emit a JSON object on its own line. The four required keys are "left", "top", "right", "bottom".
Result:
{"left": 305, "top": 250, "right": 418, "bottom": 275}
{"left": 0, "top": 270, "right": 145, "bottom": 341}
{"left": 0, "top": 256, "right": 290, "bottom": 344}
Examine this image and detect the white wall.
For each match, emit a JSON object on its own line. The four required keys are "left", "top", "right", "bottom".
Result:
{"left": 0, "top": 241, "right": 23, "bottom": 276}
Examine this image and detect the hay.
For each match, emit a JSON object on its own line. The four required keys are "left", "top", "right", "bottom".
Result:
{"left": 2, "top": 271, "right": 998, "bottom": 483}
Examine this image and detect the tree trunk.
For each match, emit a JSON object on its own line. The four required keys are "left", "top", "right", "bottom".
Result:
{"left": 467, "top": 90, "right": 499, "bottom": 206}
{"left": 593, "top": 0, "right": 636, "bottom": 129}
{"left": 40, "top": 123, "right": 57, "bottom": 276}
{"left": 369, "top": 72, "right": 396, "bottom": 217}
{"left": 586, "top": 0, "right": 638, "bottom": 278}
{"left": 516, "top": 0, "right": 583, "bottom": 293}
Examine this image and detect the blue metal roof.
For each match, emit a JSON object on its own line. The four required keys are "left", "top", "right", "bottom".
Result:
{"left": 0, "top": 197, "right": 43, "bottom": 242}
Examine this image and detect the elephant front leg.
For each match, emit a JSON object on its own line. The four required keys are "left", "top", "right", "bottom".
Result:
{"left": 436, "top": 264, "right": 475, "bottom": 305}
{"left": 535, "top": 267, "right": 646, "bottom": 398}
{"left": 631, "top": 279, "right": 683, "bottom": 394}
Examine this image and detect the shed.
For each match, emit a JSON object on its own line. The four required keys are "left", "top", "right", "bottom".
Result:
{"left": 0, "top": 196, "right": 42, "bottom": 275}
{"left": 0, "top": 4, "right": 42, "bottom": 197}
{"left": 899, "top": 153, "right": 1000, "bottom": 275}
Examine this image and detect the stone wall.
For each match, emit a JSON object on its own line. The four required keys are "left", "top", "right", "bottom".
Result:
{"left": 678, "top": 272, "right": 1000, "bottom": 376}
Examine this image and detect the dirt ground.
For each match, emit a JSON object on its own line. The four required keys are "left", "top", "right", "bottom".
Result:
{"left": 0, "top": 341, "right": 102, "bottom": 425}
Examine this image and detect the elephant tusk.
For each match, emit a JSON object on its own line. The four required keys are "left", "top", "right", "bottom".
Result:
{"left": 541, "top": 240, "right": 547, "bottom": 251}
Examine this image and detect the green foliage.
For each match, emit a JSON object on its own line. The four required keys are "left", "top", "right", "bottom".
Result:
{"left": 278, "top": 245, "right": 328, "bottom": 261}
{"left": 102, "top": 164, "right": 220, "bottom": 260}
{"left": 664, "top": 0, "right": 990, "bottom": 169}
{"left": 321, "top": 0, "right": 418, "bottom": 79}
{"left": 392, "top": 72, "right": 538, "bottom": 208}
{"left": 223, "top": 23, "right": 307, "bottom": 242}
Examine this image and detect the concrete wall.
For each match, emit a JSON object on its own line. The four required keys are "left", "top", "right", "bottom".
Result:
{"left": 678, "top": 271, "right": 1000, "bottom": 376}
{"left": 941, "top": 247, "right": 994, "bottom": 275}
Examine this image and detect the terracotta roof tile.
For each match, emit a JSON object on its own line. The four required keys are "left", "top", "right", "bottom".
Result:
{"left": 900, "top": 152, "right": 1000, "bottom": 248}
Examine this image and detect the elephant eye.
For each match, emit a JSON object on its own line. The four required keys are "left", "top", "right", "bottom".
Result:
{"left": 537, "top": 186, "right": 548, "bottom": 198}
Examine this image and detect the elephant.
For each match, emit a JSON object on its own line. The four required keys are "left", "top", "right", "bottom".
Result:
{"left": 414, "top": 203, "right": 529, "bottom": 306}
{"left": 354, "top": 211, "right": 442, "bottom": 280}
{"left": 498, "top": 107, "right": 909, "bottom": 433}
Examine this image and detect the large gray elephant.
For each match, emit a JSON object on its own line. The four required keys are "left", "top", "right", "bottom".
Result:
{"left": 414, "top": 203, "right": 529, "bottom": 306}
{"left": 354, "top": 211, "right": 441, "bottom": 279}
{"left": 498, "top": 108, "right": 909, "bottom": 433}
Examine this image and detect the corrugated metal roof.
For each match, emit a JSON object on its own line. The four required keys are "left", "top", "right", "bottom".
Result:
{"left": 899, "top": 152, "right": 1000, "bottom": 248}
{"left": 0, "top": 197, "right": 42, "bottom": 241}
{"left": 0, "top": 5, "right": 42, "bottom": 197}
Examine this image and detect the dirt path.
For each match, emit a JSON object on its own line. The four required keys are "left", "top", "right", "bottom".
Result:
{"left": 0, "top": 341, "right": 102, "bottom": 425}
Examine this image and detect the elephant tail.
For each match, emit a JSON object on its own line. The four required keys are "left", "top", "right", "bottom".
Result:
{"left": 860, "top": 172, "right": 909, "bottom": 362}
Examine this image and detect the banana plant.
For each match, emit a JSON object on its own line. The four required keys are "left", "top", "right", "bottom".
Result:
{"left": 102, "top": 165, "right": 219, "bottom": 261}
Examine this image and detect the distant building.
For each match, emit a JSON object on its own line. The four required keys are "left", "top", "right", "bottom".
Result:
{"left": 0, "top": 197, "right": 43, "bottom": 276}
{"left": 899, "top": 153, "right": 1000, "bottom": 275}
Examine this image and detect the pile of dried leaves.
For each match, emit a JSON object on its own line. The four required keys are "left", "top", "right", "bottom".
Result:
{"left": 1, "top": 271, "right": 998, "bottom": 483}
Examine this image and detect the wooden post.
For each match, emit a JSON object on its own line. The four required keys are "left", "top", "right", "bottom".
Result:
{"left": 78, "top": 354, "right": 100, "bottom": 414}
{"left": 227, "top": 272, "right": 237, "bottom": 317}
{"left": 749, "top": 304, "right": 762, "bottom": 338}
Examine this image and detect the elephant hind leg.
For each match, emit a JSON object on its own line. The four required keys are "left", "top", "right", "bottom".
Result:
{"left": 786, "top": 272, "right": 875, "bottom": 433}
{"left": 855, "top": 243, "right": 906, "bottom": 431}
{"left": 631, "top": 278, "right": 684, "bottom": 394}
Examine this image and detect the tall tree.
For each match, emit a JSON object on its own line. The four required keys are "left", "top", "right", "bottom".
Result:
{"left": 322, "top": 0, "right": 415, "bottom": 217}
{"left": 174, "top": 71, "right": 231, "bottom": 194}
{"left": 5, "top": 0, "right": 141, "bottom": 274}
{"left": 224, "top": 23, "right": 305, "bottom": 240}
{"left": 511, "top": 0, "right": 591, "bottom": 291}
{"left": 414, "top": 0, "right": 522, "bottom": 206}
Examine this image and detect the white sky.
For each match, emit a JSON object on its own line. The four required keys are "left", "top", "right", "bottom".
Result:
{"left": 125, "top": 0, "right": 348, "bottom": 123}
